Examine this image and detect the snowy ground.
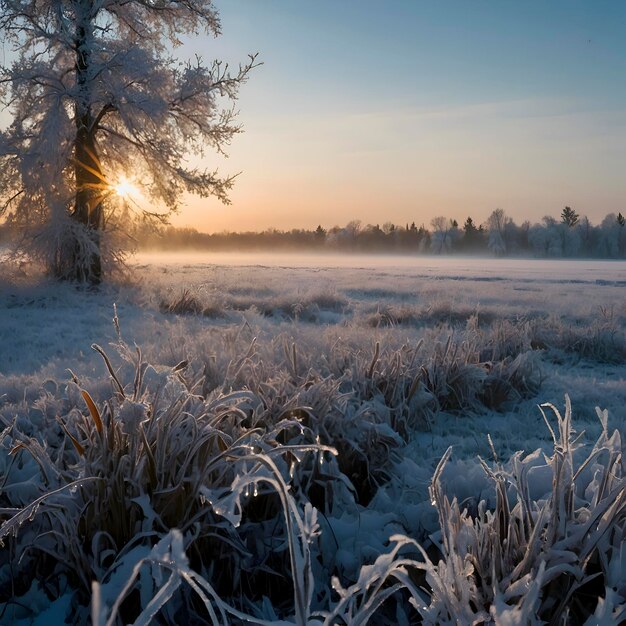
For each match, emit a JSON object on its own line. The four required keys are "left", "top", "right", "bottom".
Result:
{"left": 0, "top": 252, "right": 625, "bottom": 623}
{"left": 3, "top": 251, "right": 624, "bottom": 394}
{"left": 2, "top": 252, "right": 625, "bottom": 474}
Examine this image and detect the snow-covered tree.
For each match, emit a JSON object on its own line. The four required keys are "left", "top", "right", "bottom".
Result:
{"left": 486, "top": 208, "right": 508, "bottom": 256}
{"left": 596, "top": 213, "right": 621, "bottom": 258}
{"left": 618, "top": 213, "right": 626, "bottom": 257}
{"left": 430, "top": 216, "right": 458, "bottom": 254}
{"left": 0, "top": 0, "right": 257, "bottom": 282}
{"left": 527, "top": 222, "right": 548, "bottom": 257}
{"left": 576, "top": 215, "right": 595, "bottom": 256}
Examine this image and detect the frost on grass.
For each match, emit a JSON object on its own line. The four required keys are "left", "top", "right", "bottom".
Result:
{"left": 415, "top": 397, "right": 626, "bottom": 624}
{"left": 0, "top": 258, "right": 624, "bottom": 623}
{"left": 0, "top": 320, "right": 624, "bottom": 625}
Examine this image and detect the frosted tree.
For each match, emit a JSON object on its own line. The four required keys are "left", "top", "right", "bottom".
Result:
{"left": 344, "top": 219, "right": 362, "bottom": 241}
{"left": 486, "top": 208, "right": 508, "bottom": 256}
{"left": 430, "top": 216, "right": 459, "bottom": 254}
{"left": 596, "top": 213, "right": 620, "bottom": 258}
{"left": 577, "top": 215, "right": 595, "bottom": 256}
{"left": 618, "top": 213, "right": 626, "bottom": 257}
{"left": 0, "top": 0, "right": 257, "bottom": 283}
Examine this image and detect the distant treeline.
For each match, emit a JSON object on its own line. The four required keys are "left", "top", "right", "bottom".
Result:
{"left": 135, "top": 207, "right": 626, "bottom": 259}
{"left": 3, "top": 207, "right": 624, "bottom": 259}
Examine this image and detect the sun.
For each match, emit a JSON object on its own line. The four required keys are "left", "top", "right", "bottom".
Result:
{"left": 113, "top": 177, "right": 140, "bottom": 200}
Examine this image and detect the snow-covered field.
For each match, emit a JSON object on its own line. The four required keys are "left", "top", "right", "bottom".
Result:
{"left": 1, "top": 253, "right": 625, "bottom": 624}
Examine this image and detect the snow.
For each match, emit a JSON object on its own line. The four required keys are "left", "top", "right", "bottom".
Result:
{"left": 1, "top": 253, "right": 624, "bottom": 489}
{"left": 3, "top": 252, "right": 623, "bottom": 412}
{"left": 0, "top": 253, "right": 624, "bottom": 623}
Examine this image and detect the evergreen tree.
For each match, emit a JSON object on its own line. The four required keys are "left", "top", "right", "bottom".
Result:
{"left": 561, "top": 206, "right": 580, "bottom": 227}
{"left": 314, "top": 224, "right": 327, "bottom": 241}
{"left": 461, "top": 216, "right": 482, "bottom": 251}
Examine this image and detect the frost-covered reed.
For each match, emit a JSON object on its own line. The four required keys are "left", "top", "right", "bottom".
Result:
{"left": 0, "top": 324, "right": 624, "bottom": 623}
{"left": 0, "top": 260, "right": 623, "bottom": 623}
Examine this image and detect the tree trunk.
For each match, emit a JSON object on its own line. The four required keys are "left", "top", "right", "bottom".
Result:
{"left": 72, "top": 124, "right": 104, "bottom": 283}
{"left": 69, "top": 11, "right": 104, "bottom": 284}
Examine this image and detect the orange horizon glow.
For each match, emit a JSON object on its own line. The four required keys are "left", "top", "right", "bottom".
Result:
{"left": 167, "top": 97, "right": 626, "bottom": 235}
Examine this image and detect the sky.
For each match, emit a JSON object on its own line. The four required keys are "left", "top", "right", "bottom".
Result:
{"left": 165, "top": 0, "right": 626, "bottom": 233}
{"left": 2, "top": 0, "right": 626, "bottom": 233}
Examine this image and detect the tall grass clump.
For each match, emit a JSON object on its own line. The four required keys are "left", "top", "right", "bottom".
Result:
{"left": 415, "top": 396, "right": 626, "bottom": 624}
{"left": 159, "top": 285, "right": 348, "bottom": 323}
{"left": 0, "top": 337, "right": 339, "bottom": 623}
{"left": 530, "top": 306, "right": 626, "bottom": 364}
{"left": 85, "top": 396, "right": 626, "bottom": 624}
{"left": 1, "top": 320, "right": 625, "bottom": 626}
{"left": 160, "top": 287, "right": 227, "bottom": 318}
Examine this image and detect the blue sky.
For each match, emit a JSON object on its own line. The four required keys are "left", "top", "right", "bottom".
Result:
{"left": 173, "top": 0, "right": 626, "bottom": 232}
{"left": 4, "top": 0, "right": 625, "bottom": 231}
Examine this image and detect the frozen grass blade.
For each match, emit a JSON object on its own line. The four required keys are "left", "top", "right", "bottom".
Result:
{"left": 82, "top": 389, "right": 104, "bottom": 434}
{"left": 0, "top": 477, "right": 100, "bottom": 546}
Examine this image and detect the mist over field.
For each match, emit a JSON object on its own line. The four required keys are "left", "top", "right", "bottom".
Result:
{"left": 135, "top": 250, "right": 626, "bottom": 278}
{"left": 1, "top": 253, "right": 625, "bottom": 623}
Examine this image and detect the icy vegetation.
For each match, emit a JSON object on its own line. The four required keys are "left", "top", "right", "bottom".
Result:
{"left": 0, "top": 255, "right": 625, "bottom": 624}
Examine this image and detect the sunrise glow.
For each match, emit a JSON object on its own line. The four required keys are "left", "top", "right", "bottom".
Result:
{"left": 113, "top": 178, "right": 141, "bottom": 201}
{"left": 170, "top": 2, "right": 626, "bottom": 233}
